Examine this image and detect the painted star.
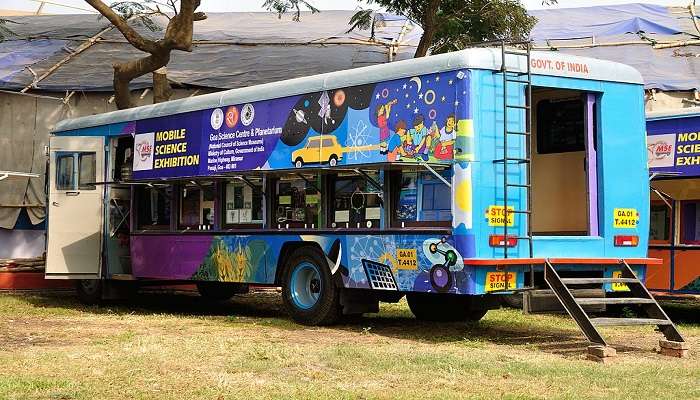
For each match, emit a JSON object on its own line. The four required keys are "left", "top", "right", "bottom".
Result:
{"left": 406, "top": 103, "right": 411, "bottom": 109}
{"left": 435, "top": 76, "right": 440, "bottom": 81}
{"left": 402, "top": 83, "right": 407, "bottom": 89}
{"left": 413, "top": 107, "right": 419, "bottom": 114}
{"left": 375, "top": 93, "right": 380, "bottom": 99}
{"left": 454, "top": 100, "right": 460, "bottom": 106}
{"left": 404, "top": 93, "right": 409, "bottom": 98}
{"left": 441, "top": 96, "right": 446, "bottom": 102}
{"left": 448, "top": 80, "right": 453, "bottom": 85}
{"left": 418, "top": 93, "right": 424, "bottom": 99}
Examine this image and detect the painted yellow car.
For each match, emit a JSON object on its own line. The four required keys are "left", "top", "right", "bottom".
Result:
{"left": 292, "top": 135, "right": 343, "bottom": 168}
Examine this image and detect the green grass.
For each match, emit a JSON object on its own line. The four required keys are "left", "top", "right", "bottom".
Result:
{"left": 0, "top": 291, "right": 697, "bottom": 400}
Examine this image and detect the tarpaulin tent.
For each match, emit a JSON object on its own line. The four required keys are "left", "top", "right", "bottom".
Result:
{"left": 530, "top": 3, "right": 700, "bottom": 91}
{"left": 0, "top": 11, "right": 422, "bottom": 237}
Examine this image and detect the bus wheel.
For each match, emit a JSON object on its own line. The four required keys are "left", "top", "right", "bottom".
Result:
{"left": 196, "top": 282, "right": 248, "bottom": 301}
{"left": 281, "top": 248, "right": 340, "bottom": 325}
{"left": 328, "top": 155, "right": 338, "bottom": 167}
{"left": 294, "top": 158, "right": 304, "bottom": 168}
{"left": 406, "top": 293, "right": 486, "bottom": 322}
{"left": 76, "top": 279, "right": 102, "bottom": 305}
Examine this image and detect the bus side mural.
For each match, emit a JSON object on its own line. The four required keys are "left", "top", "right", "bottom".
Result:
{"left": 130, "top": 233, "right": 481, "bottom": 294}
{"left": 130, "top": 70, "right": 469, "bottom": 181}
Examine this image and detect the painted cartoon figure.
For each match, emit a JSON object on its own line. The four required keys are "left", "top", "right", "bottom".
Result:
{"left": 435, "top": 114, "right": 456, "bottom": 160}
{"left": 387, "top": 120, "right": 406, "bottom": 161}
{"left": 408, "top": 115, "right": 428, "bottom": 159}
{"left": 416, "top": 121, "right": 440, "bottom": 160}
{"left": 377, "top": 98, "right": 398, "bottom": 154}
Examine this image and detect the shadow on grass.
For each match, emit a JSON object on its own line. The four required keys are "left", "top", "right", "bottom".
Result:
{"left": 5, "top": 289, "right": 651, "bottom": 357}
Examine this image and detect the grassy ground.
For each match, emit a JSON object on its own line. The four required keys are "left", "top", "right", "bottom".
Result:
{"left": 0, "top": 290, "right": 698, "bottom": 400}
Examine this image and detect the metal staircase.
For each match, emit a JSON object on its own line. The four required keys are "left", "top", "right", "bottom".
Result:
{"left": 494, "top": 41, "right": 534, "bottom": 260}
{"left": 544, "top": 260, "right": 685, "bottom": 346}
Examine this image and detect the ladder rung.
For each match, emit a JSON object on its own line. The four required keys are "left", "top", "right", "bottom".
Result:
{"left": 515, "top": 236, "right": 532, "bottom": 241}
{"left": 506, "top": 210, "right": 531, "bottom": 214}
{"left": 590, "top": 317, "right": 672, "bottom": 327}
{"left": 560, "top": 278, "right": 638, "bottom": 285}
{"left": 506, "top": 183, "right": 531, "bottom": 188}
{"left": 506, "top": 131, "right": 531, "bottom": 136}
{"left": 494, "top": 158, "right": 530, "bottom": 164}
{"left": 504, "top": 50, "right": 529, "bottom": 56}
{"left": 505, "top": 78, "right": 531, "bottom": 84}
{"left": 506, "top": 104, "right": 530, "bottom": 110}
{"left": 575, "top": 297, "right": 656, "bottom": 306}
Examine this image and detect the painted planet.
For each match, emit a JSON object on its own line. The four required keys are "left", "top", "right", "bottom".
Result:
{"left": 293, "top": 108, "right": 308, "bottom": 124}
{"left": 333, "top": 90, "right": 346, "bottom": 107}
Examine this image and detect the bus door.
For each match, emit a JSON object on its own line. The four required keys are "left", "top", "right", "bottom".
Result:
{"left": 46, "top": 136, "right": 104, "bottom": 279}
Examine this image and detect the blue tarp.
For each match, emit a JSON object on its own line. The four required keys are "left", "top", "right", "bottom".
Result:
{"left": 530, "top": 3, "right": 700, "bottom": 91}
{"left": 531, "top": 4, "right": 681, "bottom": 40}
{"left": 0, "top": 39, "right": 65, "bottom": 85}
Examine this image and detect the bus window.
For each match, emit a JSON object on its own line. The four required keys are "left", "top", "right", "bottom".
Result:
{"left": 680, "top": 200, "right": 700, "bottom": 245}
{"left": 392, "top": 170, "right": 451, "bottom": 228}
{"left": 136, "top": 185, "right": 172, "bottom": 230}
{"left": 56, "top": 154, "right": 75, "bottom": 190}
{"left": 649, "top": 202, "right": 670, "bottom": 243}
{"left": 273, "top": 174, "right": 319, "bottom": 229}
{"left": 224, "top": 178, "right": 264, "bottom": 228}
{"left": 179, "top": 182, "right": 215, "bottom": 229}
{"left": 78, "top": 153, "right": 96, "bottom": 190}
{"left": 329, "top": 171, "right": 382, "bottom": 229}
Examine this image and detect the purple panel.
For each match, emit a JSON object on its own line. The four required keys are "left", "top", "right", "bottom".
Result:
{"left": 131, "top": 235, "right": 213, "bottom": 279}
{"left": 586, "top": 94, "right": 599, "bottom": 236}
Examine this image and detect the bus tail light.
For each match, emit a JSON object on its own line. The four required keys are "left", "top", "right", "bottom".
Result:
{"left": 614, "top": 235, "right": 639, "bottom": 247}
{"left": 489, "top": 235, "right": 518, "bottom": 248}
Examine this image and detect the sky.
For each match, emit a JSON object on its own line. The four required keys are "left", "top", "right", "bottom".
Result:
{"left": 1, "top": 0, "right": 694, "bottom": 15}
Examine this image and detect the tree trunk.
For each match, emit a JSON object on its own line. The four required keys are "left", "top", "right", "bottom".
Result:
{"left": 414, "top": 0, "right": 440, "bottom": 58}
{"left": 153, "top": 67, "right": 173, "bottom": 104}
{"left": 113, "top": 52, "right": 170, "bottom": 109}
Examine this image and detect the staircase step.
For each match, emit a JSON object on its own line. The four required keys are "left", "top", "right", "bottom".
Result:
{"left": 590, "top": 317, "right": 672, "bottom": 327}
{"left": 575, "top": 297, "right": 655, "bottom": 305}
{"left": 560, "top": 277, "right": 637, "bottom": 285}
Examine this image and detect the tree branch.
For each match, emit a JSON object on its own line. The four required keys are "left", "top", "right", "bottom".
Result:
{"left": 85, "top": 0, "right": 159, "bottom": 53}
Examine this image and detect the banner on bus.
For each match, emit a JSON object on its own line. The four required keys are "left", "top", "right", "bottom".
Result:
{"left": 647, "top": 115, "right": 700, "bottom": 177}
{"left": 130, "top": 70, "right": 472, "bottom": 180}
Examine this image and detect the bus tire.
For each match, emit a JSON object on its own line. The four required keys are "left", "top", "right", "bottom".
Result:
{"left": 76, "top": 279, "right": 102, "bottom": 305}
{"left": 281, "top": 247, "right": 340, "bottom": 325}
{"left": 406, "top": 293, "right": 487, "bottom": 322}
{"left": 328, "top": 155, "right": 338, "bottom": 167}
{"left": 294, "top": 158, "right": 304, "bottom": 168}
{"left": 196, "top": 282, "right": 247, "bottom": 301}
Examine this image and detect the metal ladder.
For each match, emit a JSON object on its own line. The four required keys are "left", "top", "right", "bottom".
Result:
{"left": 494, "top": 41, "right": 534, "bottom": 260}
{"left": 544, "top": 260, "right": 685, "bottom": 346}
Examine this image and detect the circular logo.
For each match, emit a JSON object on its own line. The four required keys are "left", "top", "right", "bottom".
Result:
{"left": 210, "top": 108, "right": 224, "bottom": 130}
{"left": 135, "top": 140, "right": 152, "bottom": 162}
{"left": 241, "top": 103, "right": 255, "bottom": 126}
{"left": 225, "top": 106, "right": 239, "bottom": 128}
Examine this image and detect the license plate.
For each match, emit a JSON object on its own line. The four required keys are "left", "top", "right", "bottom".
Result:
{"left": 611, "top": 271, "right": 630, "bottom": 292}
{"left": 485, "top": 271, "right": 516, "bottom": 292}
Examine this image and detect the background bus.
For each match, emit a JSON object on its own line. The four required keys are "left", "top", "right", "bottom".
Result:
{"left": 647, "top": 108, "right": 700, "bottom": 294}
{"left": 46, "top": 47, "right": 681, "bottom": 346}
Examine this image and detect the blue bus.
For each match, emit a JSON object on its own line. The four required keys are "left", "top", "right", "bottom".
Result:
{"left": 46, "top": 47, "right": 682, "bottom": 346}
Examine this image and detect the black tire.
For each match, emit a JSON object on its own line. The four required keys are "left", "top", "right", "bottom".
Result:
{"left": 406, "top": 293, "right": 488, "bottom": 322}
{"left": 501, "top": 293, "right": 524, "bottom": 309}
{"left": 328, "top": 155, "right": 338, "bottom": 167}
{"left": 196, "top": 282, "right": 248, "bottom": 301}
{"left": 76, "top": 279, "right": 102, "bottom": 305}
{"left": 281, "top": 247, "right": 340, "bottom": 325}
